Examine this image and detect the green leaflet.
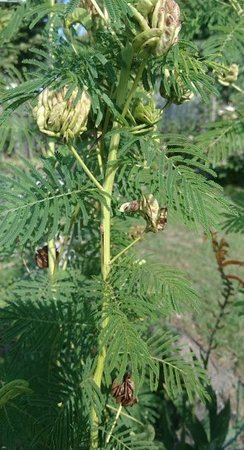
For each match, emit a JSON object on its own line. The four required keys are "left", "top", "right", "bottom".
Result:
{"left": 0, "top": 379, "right": 32, "bottom": 408}
{"left": 0, "top": 156, "right": 98, "bottom": 249}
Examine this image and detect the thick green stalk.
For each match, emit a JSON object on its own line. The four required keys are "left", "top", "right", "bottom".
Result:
{"left": 47, "top": 141, "right": 57, "bottom": 278}
{"left": 47, "top": 1, "right": 56, "bottom": 279}
{"left": 48, "top": 239, "right": 56, "bottom": 276}
{"left": 91, "top": 45, "right": 135, "bottom": 448}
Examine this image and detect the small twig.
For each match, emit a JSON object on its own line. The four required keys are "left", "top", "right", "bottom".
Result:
{"left": 69, "top": 145, "right": 105, "bottom": 193}
{"left": 222, "top": 423, "right": 244, "bottom": 449}
{"left": 96, "top": 142, "right": 105, "bottom": 179}
{"left": 47, "top": 140, "right": 57, "bottom": 277}
{"left": 48, "top": 239, "right": 57, "bottom": 277}
{"left": 106, "top": 404, "right": 144, "bottom": 426}
{"left": 105, "top": 404, "right": 122, "bottom": 444}
{"left": 122, "top": 59, "right": 147, "bottom": 118}
{"left": 232, "top": 83, "right": 244, "bottom": 94}
{"left": 110, "top": 236, "right": 142, "bottom": 265}
{"left": 222, "top": 259, "right": 244, "bottom": 267}
{"left": 54, "top": 204, "right": 80, "bottom": 271}
{"left": 90, "top": 0, "right": 107, "bottom": 21}
{"left": 226, "top": 274, "right": 244, "bottom": 286}
{"left": 22, "top": 257, "right": 31, "bottom": 274}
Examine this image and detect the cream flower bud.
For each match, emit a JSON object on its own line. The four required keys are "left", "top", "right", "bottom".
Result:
{"left": 133, "top": 95, "right": 162, "bottom": 125}
{"left": 131, "top": 0, "right": 181, "bottom": 56}
{"left": 34, "top": 86, "right": 91, "bottom": 141}
{"left": 218, "top": 64, "right": 239, "bottom": 87}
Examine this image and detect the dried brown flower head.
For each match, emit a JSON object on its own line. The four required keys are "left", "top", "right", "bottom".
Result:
{"left": 111, "top": 374, "right": 138, "bottom": 407}
{"left": 35, "top": 245, "right": 59, "bottom": 269}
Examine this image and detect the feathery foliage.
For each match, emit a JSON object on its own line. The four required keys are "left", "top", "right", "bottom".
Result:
{"left": 0, "top": 0, "right": 243, "bottom": 448}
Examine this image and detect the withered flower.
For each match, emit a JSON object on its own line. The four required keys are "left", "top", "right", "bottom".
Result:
{"left": 33, "top": 86, "right": 91, "bottom": 141}
{"left": 131, "top": 0, "right": 181, "bottom": 56}
{"left": 112, "top": 374, "right": 138, "bottom": 407}
{"left": 35, "top": 245, "right": 59, "bottom": 269}
{"left": 119, "top": 194, "right": 168, "bottom": 233}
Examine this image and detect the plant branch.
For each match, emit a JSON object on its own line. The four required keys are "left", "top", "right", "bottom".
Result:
{"left": 69, "top": 144, "right": 105, "bottom": 193}
{"left": 226, "top": 274, "right": 244, "bottom": 285}
{"left": 110, "top": 236, "right": 142, "bottom": 265}
{"left": 105, "top": 404, "right": 122, "bottom": 444}
{"left": 122, "top": 59, "right": 147, "bottom": 118}
{"left": 232, "top": 83, "right": 244, "bottom": 94}
{"left": 106, "top": 404, "right": 144, "bottom": 426}
{"left": 47, "top": 140, "right": 57, "bottom": 277}
{"left": 204, "top": 234, "right": 236, "bottom": 368}
{"left": 90, "top": 0, "right": 107, "bottom": 21}
{"left": 222, "top": 259, "right": 244, "bottom": 267}
{"left": 91, "top": 44, "right": 141, "bottom": 449}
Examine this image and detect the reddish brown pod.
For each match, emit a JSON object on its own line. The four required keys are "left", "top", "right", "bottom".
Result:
{"left": 112, "top": 374, "right": 138, "bottom": 407}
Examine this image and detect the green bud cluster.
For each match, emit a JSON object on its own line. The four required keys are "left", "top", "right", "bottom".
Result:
{"left": 133, "top": 94, "right": 162, "bottom": 126}
{"left": 130, "top": 0, "right": 181, "bottom": 56}
{"left": 0, "top": 9, "right": 12, "bottom": 33}
{"left": 33, "top": 86, "right": 91, "bottom": 141}
{"left": 218, "top": 64, "right": 239, "bottom": 87}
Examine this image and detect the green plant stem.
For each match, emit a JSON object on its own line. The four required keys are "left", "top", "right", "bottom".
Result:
{"left": 54, "top": 204, "right": 80, "bottom": 271}
{"left": 63, "top": 27, "right": 79, "bottom": 56}
{"left": 91, "top": 44, "right": 139, "bottom": 449}
{"left": 69, "top": 145, "right": 104, "bottom": 192}
{"left": 232, "top": 83, "right": 244, "bottom": 95}
{"left": 96, "top": 143, "right": 105, "bottom": 178}
{"left": 48, "top": 239, "right": 56, "bottom": 277}
{"left": 90, "top": 0, "right": 107, "bottom": 21}
{"left": 47, "top": 141, "right": 57, "bottom": 277}
{"left": 122, "top": 59, "right": 147, "bottom": 118}
{"left": 106, "top": 404, "right": 144, "bottom": 426}
{"left": 105, "top": 404, "right": 122, "bottom": 444}
{"left": 46, "top": 1, "right": 57, "bottom": 279}
{"left": 110, "top": 236, "right": 142, "bottom": 265}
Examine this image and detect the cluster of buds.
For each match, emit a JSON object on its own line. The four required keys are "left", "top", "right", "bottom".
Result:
{"left": 34, "top": 86, "right": 91, "bottom": 141}
{"left": 130, "top": 0, "right": 181, "bottom": 56}
{"left": 0, "top": 9, "right": 12, "bottom": 33}
{"left": 133, "top": 94, "right": 162, "bottom": 126}
{"left": 218, "top": 64, "right": 239, "bottom": 87}
{"left": 120, "top": 194, "right": 168, "bottom": 233}
{"left": 112, "top": 374, "right": 138, "bottom": 406}
{"left": 160, "top": 69, "right": 194, "bottom": 104}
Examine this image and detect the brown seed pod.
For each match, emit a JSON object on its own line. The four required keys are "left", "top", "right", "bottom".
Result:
{"left": 155, "top": 207, "right": 168, "bottom": 231}
{"left": 119, "top": 195, "right": 168, "bottom": 233}
{"left": 35, "top": 245, "right": 49, "bottom": 269}
{"left": 142, "top": 195, "right": 168, "bottom": 232}
{"left": 112, "top": 374, "right": 138, "bottom": 407}
{"left": 35, "top": 245, "right": 59, "bottom": 269}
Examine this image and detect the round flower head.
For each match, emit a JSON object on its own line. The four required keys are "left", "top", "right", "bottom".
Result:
{"left": 34, "top": 86, "right": 91, "bottom": 141}
{"left": 218, "top": 64, "right": 239, "bottom": 87}
{"left": 131, "top": 0, "right": 181, "bottom": 56}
